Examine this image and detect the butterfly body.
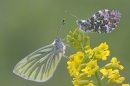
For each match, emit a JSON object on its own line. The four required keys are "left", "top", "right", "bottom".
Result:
{"left": 52, "top": 38, "right": 66, "bottom": 52}
{"left": 76, "top": 19, "right": 90, "bottom": 32}
{"left": 13, "top": 37, "right": 66, "bottom": 82}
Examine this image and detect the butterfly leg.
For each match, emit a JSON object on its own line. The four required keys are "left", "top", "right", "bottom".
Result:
{"left": 62, "top": 37, "right": 67, "bottom": 41}
{"left": 62, "top": 38, "right": 70, "bottom": 47}
{"left": 63, "top": 55, "right": 69, "bottom": 60}
{"left": 64, "top": 44, "right": 70, "bottom": 47}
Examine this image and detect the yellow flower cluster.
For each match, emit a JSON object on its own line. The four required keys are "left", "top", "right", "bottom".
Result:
{"left": 67, "top": 29, "right": 128, "bottom": 86}
{"left": 67, "top": 52, "right": 85, "bottom": 77}
{"left": 67, "top": 42, "right": 126, "bottom": 86}
{"left": 100, "top": 57, "right": 125, "bottom": 84}
{"left": 104, "top": 57, "right": 124, "bottom": 70}
{"left": 67, "top": 51, "right": 96, "bottom": 86}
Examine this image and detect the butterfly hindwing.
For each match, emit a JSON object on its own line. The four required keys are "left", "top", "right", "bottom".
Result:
{"left": 13, "top": 39, "right": 64, "bottom": 82}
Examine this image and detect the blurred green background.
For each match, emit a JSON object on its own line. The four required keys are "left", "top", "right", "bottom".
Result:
{"left": 0, "top": 0, "right": 130, "bottom": 86}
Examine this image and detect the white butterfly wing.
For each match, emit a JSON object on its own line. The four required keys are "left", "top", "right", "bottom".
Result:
{"left": 13, "top": 42, "right": 64, "bottom": 82}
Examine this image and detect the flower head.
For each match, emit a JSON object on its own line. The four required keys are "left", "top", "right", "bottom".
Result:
{"left": 93, "top": 42, "right": 110, "bottom": 60}
{"left": 104, "top": 57, "right": 124, "bottom": 70}
{"left": 99, "top": 42, "right": 109, "bottom": 50}
{"left": 108, "top": 69, "right": 125, "bottom": 84}
{"left": 85, "top": 45, "right": 93, "bottom": 58}
{"left": 100, "top": 68, "right": 112, "bottom": 79}
{"left": 67, "top": 51, "right": 85, "bottom": 77}
{"left": 82, "top": 60, "right": 99, "bottom": 77}
{"left": 110, "top": 57, "right": 124, "bottom": 70}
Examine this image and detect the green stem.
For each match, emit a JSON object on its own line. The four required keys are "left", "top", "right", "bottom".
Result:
{"left": 95, "top": 71, "right": 103, "bottom": 86}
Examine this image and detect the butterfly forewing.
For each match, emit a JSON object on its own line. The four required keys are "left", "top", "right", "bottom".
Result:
{"left": 13, "top": 38, "right": 65, "bottom": 82}
{"left": 77, "top": 9, "right": 121, "bottom": 33}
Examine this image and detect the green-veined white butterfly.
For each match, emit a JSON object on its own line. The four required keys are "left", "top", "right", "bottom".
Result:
{"left": 13, "top": 20, "right": 66, "bottom": 82}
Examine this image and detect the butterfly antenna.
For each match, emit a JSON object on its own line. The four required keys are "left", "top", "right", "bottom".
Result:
{"left": 65, "top": 11, "right": 80, "bottom": 20}
{"left": 56, "top": 19, "right": 65, "bottom": 38}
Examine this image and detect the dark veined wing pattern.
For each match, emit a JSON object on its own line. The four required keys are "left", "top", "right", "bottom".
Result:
{"left": 13, "top": 41, "right": 64, "bottom": 82}
{"left": 77, "top": 9, "right": 121, "bottom": 33}
{"left": 65, "top": 9, "right": 121, "bottom": 34}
